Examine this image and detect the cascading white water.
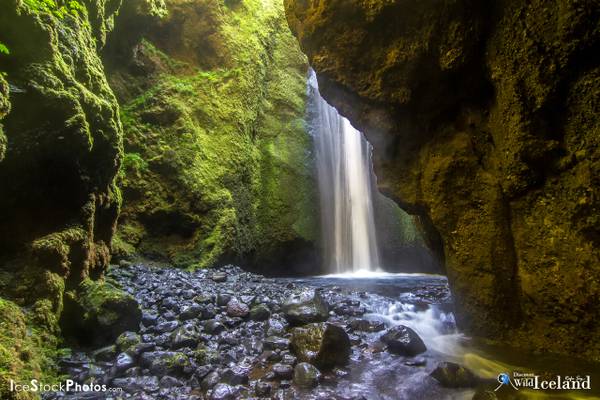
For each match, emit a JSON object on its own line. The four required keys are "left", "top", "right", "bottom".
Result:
{"left": 308, "top": 69, "right": 380, "bottom": 274}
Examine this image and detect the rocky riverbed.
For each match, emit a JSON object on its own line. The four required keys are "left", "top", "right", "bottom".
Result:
{"left": 43, "top": 265, "right": 483, "bottom": 400}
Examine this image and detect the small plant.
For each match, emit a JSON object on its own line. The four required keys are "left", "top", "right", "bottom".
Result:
{"left": 0, "top": 43, "right": 9, "bottom": 55}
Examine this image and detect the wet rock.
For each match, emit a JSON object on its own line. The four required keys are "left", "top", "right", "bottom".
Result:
{"left": 116, "top": 331, "right": 141, "bottom": 352}
{"left": 430, "top": 362, "right": 479, "bottom": 388}
{"left": 203, "top": 320, "right": 226, "bottom": 336}
{"left": 281, "top": 353, "right": 297, "bottom": 365}
{"left": 282, "top": 290, "right": 329, "bottom": 325}
{"left": 194, "top": 294, "right": 213, "bottom": 305}
{"left": 241, "top": 295, "right": 255, "bottom": 304}
{"left": 211, "top": 383, "right": 235, "bottom": 400}
{"left": 159, "top": 375, "right": 183, "bottom": 388}
{"left": 380, "top": 325, "right": 426, "bottom": 356}
{"left": 293, "top": 362, "right": 320, "bottom": 388}
{"left": 113, "top": 352, "right": 135, "bottom": 374}
{"left": 264, "top": 318, "right": 286, "bottom": 336}
{"left": 226, "top": 298, "right": 250, "bottom": 318}
{"left": 129, "top": 342, "right": 156, "bottom": 356}
{"left": 211, "top": 272, "right": 228, "bottom": 283}
{"left": 170, "top": 324, "right": 201, "bottom": 349}
{"left": 255, "top": 381, "right": 271, "bottom": 396}
{"left": 200, "top": 304, "right": 217, "bottom": 320}
{"left": 65, "top": 280, "right": 142, "bottom": 347}
{"left": 272, "top": 363, "right": 294, "bottom": 379}
{"left": 221, "top": 365, "right": 250, "bottom": 385}
{"left": 180, "top": 304, "right": 204, "bottom": 320}
{"left": 349, "top": 319, "right": 385, "bottom": 333}
{"left": 141, "top": 351, "right": 190, "bottom": 376}
{"left": 161, "top": 297, "right": 179, "bottom": 311}
{"left": 249, "top": 304, "right": 271, "bottom": 321}
{"left": 264, "top": 336, "right": 290, "bottom": 351}
{"left": 201, "top": 371, "right": 220, "bottom": 391}
{"left": 404, "top": 357, "right": 427, "bottom": 367}
{"left": 334, "top": 304, "right": 366, "bottom": 317}
{"left": 290, "top": 323, "right": 351, "bottom": 370}
{"left": 216, "top": 293, "right": 233, "bottom": 307}
{"left": 142, "top": 312, "right": 159, "bottom": 327}
{"left": 155, "top": 320, "right": 179, "bottom": 334}
{"left": 112, "top": 376, "right": 160, "bottom": 394}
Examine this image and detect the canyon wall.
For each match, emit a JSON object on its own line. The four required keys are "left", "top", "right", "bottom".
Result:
{"left": 0, "top": 0, "right": 130, "bottom": 396}
{"left": 105, "top": 0, "right": 321, "bottom": 274}
{"left": 285, "top": 0, "right": 600, "bottom": 359}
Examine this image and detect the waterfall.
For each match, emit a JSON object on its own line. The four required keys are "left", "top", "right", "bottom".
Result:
{"left": 308, "top": 69, "right": 380, "bottom": 274}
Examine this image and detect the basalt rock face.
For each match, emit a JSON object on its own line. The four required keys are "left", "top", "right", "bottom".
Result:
{"left": 105, "top": 0, "right": 320, "bottom": 273}
{"left": 285, "top": 0, "right": 600, "bottom": 359}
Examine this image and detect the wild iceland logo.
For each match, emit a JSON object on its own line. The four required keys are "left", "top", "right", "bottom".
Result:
{"left": 495, "top": 372, "right": 592, "bottom": 391}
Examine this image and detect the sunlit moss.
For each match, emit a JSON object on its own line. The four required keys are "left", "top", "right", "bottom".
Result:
{"left": 115, "top": 0, "right": 318, "bottom": 269}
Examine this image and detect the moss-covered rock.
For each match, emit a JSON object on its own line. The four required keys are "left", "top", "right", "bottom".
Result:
{"left": 289, "top": 323, "right": 351, "bottom": 370}
{"left": 61, "top": 279, "right": 142, "bottom": 346}
{"left": 0, "top": 298, "right": 63, "bottom": 400}
{"left": 285, "top": 0, "right": 600, "bottom": 359}
{"left": 105, "top": 0, "right": 319, "bottom": 272}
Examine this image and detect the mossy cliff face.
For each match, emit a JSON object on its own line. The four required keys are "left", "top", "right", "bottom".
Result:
{"left": 285, "top": 0, "right": 600, "bottom": 358}
{"left": 0, "top": 0, "right": 131, "bottom": 392}
{"left": 0, "top": 0, "right": 123, "bottom": 292}
{"left": 106, "top": 0, "right": 319, "bottom": 272}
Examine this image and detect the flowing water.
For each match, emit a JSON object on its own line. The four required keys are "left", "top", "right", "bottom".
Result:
{"left": 308, "top": 70, "right": 380, "bottom": 274}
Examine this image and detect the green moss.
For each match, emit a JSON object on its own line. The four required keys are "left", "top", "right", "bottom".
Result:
{"left": 61, "top": 279, "right": 141, "bottom": 346}
{"left": 113, "top": 0, "right": 318, "bottom": 270}
{"left": 0, "top": 298, "right": 63, "bottom": 400}
{"left": 22, "top": 0, "right": 84, "bottom": 18}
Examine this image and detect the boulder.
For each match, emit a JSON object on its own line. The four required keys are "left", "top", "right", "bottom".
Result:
{"left": 282, "top": 290, "right": 329, "bottom": 325}
{"left": 249, "top": 304, "right": 271, "bottom": 321}
{"left": 290, "top": 323, "right": 351, "bottom": 370}
{"left": 116, "top": 331, "right": 141, "bottom": 352}
{"left": 380, "top": 325, "right": 426, "bottom": 356}
{"left": 211, "top": 272, "right": 228, "bottom": 283}
{"left": 61, "top": 279, "right": 142, "bottom": 346}
{"left": 170, "top": 323, "right": 201, "bottom": 349}
{"left": 430, "top": 362, "right": 479, "bottom": 388}
{"left": 293, "top": 362, "right": 320, "bottom": 388}
{"left": 226, "top": 298, "right": 250, "bottom": 318}
{"left": 211, "top": 383, "right": 236, "bottom": 400}
{"left": 180, "top": 304, "right": 204, "bottom": 320}
{"left": 140, "top": 351, "right": 190, "bottom": 377}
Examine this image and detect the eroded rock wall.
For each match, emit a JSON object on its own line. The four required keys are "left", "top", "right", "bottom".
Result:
{"left": 0, "top": 0, "right": 126, "bottom": 395}
{"left": 285, "top": 0, "right": 600, "bottom": 359}
{"left": 0, "top": 0, "right": 123, "bottom": 320}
